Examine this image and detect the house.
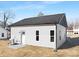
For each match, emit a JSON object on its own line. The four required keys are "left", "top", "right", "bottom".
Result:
{"left": 0, "top": 21, "right": 11, "bottom": 39}
{"left": 0, "top": 26, "right": 8, "bottom": 39}
{"left": 73, "top": 28, "right": 79, "bottom": 34}
{"left": 9, "top": 13, "right": 67, "bottom": 50}
{"left": 72, "top": 22, "right": 79, "bottom": 34}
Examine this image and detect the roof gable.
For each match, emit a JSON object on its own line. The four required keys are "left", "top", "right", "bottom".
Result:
{"left": 9, "top": 13, "right": 67, "bottom": 27}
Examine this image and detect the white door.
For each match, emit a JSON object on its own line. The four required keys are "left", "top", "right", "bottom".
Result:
{"left": 21, "top": 32, "right": 26, "bottom": 45}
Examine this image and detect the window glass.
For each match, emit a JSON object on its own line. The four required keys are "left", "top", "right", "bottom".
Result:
{"left": 22, "top": 32, "right": 25, "bottom": 34}
{"left": 2, "top": 33, "right": 4, "bottom": 37}
{"left": 50, "top": 37, "right": 54, "bottom": 42}
{"left": 36, "top": 36, "right": 39, "bottom": 41}
{"left": 36, "top": 31, "right": 39, "bottom": 35}
{"left": 50, "top": 30, "right": 54, "bottom": 36}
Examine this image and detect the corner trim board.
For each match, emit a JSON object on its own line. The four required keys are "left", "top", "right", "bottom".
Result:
{"left": 54, "top": 24, "right": 57, "bottom": 52}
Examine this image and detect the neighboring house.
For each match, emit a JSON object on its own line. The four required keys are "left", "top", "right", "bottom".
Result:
{"left": 73, "top": 28, "right": 79, "bottom": 34}
{"left": 72, "top": 22, "right": 79, "bottom": 34}
{"left": 5, "top": 26, "right": 11, "bottom": 38}
{"left": 0, "top": 21, "right": 11, "bottom": 39}
{"left": 9, "top": 13, "right": 67, "bottom": 50}
{"left": 0, "top": 26, "right": 8, "bottom": 39}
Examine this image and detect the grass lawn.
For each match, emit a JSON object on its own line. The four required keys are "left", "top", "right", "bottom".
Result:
{"left": 0, "top": 34, "right": 79, "bottom": 57}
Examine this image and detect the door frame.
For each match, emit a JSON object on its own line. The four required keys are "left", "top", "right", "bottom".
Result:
{"left": 20, "top": 31, "right": 25, "bottom": 44}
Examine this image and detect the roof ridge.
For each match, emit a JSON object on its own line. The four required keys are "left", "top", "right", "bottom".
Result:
{"left": 22, "top": 13, "right": 65, "bottom": 20}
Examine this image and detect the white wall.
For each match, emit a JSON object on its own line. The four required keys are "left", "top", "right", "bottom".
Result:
{"left": 11, "top": 25, "right": 56, "bottom": 49}
{"left": 0, "top": 27, "right": 7, "bottom": 39}
{"left": 56, "top": 24, "right": 66, "bottom": 48}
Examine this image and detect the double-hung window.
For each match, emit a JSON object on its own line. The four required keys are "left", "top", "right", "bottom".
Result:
{"left": 36, "top": 30, "right": 39, "bottom": 41}
{"left": 50, "top": 30, "right": 54, "bottom": 42}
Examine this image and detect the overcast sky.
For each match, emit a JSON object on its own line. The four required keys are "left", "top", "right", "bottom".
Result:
{"left": 0, "top": 1, "right": 79, "bottom": 24}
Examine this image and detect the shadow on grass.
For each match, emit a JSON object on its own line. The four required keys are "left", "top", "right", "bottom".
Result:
{"left": 59, "top": 37, "right": 79, "bottom": 49}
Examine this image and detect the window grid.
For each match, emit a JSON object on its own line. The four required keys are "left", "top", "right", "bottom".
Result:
{"left": 36, "top": 30, "right": 39, "bottom": 41}
{"left": 50, "top": 30, "right": 54, "bottom": 42}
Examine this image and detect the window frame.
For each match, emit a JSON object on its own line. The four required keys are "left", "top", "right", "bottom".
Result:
{"left": 22, "top": 32, "right": 25, "bottom": 35}
{"left": 50, "top": 30, "right": 54, "bottom": 42}
{"left": 36, "top": 30, "right": 39, "bottom": 41}
{"left": 2, "top": 33, "right": 4, "bottom": 37}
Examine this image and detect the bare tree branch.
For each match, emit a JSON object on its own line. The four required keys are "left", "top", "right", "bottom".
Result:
{"left": 0, "top": 10, "right": 15, "bottom": 28}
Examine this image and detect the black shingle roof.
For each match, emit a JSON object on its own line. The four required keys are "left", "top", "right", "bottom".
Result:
{"left": 9, "top": 13, "right": 67, "bottom": 27}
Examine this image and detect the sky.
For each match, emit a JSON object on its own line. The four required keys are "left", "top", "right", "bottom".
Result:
{"left": 0, "top": 1, "right": 79, "bottom": 24}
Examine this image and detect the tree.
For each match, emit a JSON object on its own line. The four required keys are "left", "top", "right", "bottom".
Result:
{"left": 0, "top": 10, "right": 15, "bottom": 28}
{"left": 67, "top": 19, "right": 79, "bottom": 30}
{"left": 67, "top": 22, "right": 74, "bottom": 30}
{"left": 37, "top": 12, "right": 44, "bottom": 17}
{"left": 74, "top": 19, "right": 79, "bottom": 29}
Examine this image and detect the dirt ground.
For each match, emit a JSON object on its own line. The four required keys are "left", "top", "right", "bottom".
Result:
{"left": 0, "top": 34, "right": 79, "bottom": 57}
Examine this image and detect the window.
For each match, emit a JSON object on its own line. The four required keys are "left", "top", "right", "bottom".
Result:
{"left": 50, "top": 30, "right": 54, "bottom": 36}
{"left": 2, "top": 33, "right": 4, "bottom": 37}
{"left": 50, "top": 36, "right": 54, "bottom": 42}
{"left": 36, "top": 36, "right": 39, "bottom": 41}
{"left": 50, "top": 30, "right": 54, "bottom": 42}
{"left": 22, "top": 32, "right": 25, "bottom": 34}
{"left": 36, "top": 31, "right": 39, "bottom": 35}
{"left": 36, "top": 30, "right": 39, "bottom": 41}
{"left": 74, "top": 32, "right": 78, "bottom": 34}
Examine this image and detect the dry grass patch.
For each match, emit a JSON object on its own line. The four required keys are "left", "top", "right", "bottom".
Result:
{"left": 0, "top": 40, "right": 56, "bottom": 57}
{"left": 0, "top": 35, "right": 79, "bottom": 57}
